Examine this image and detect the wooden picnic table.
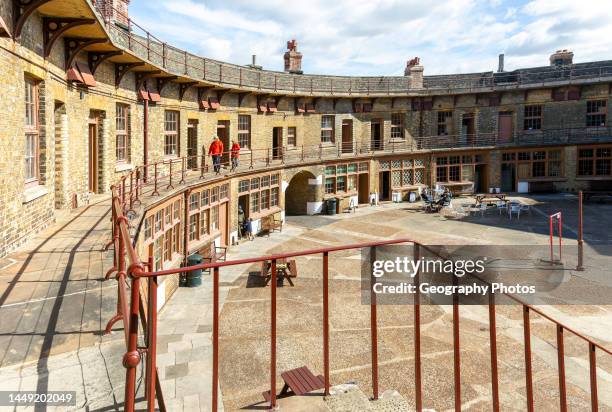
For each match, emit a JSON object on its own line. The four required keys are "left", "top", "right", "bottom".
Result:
{"left": 261, "top": 257, "right": 298, "bottom": 286}
{"left": 474, "top": 193, "right": 507, "bottom": 205}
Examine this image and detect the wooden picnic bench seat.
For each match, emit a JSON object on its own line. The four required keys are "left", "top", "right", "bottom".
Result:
{"left": 262, "top": 366, "right": 325, "bottom": 402}
{"left": 260, "top": 259, "right": 298, "bottom": 286}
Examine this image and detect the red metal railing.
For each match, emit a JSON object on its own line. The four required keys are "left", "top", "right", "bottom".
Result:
{"left": 89, "top": 0, "right": 612, "bottom": 96}
{"left": 106, "top": 172, "right": 611, "bottom": 411}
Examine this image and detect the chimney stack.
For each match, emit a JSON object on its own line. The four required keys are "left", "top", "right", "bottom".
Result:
{"left": 498, "top": 53, "right": 504, "bottom": 72}
{"left": 247, "top": 54, "right": 262, "bottom": 70}
{"left": 284, "top": 40, "right": 303, "bottom": 74}
{"left": 550, "top": 49, "right": 573, "bottom": 66}
{"left": 404, "top": 57, "right": 424, "bottom": 89}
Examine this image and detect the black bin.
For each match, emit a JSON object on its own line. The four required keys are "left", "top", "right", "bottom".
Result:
{"left": 186, "top": 254, "right": 203, "bottom": 287}
{"left": 326, "top": 198, "right": 337, "bottom": 215}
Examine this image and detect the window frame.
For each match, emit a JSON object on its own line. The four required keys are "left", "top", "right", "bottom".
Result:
{"left": 164, "top": 110, "right": 179, "bottom": 156}
{"left": 321, "top": 115, "right": 335, "bottom": 143}
{"left": 437, "top": 111, "right": 453, "bottom": 136}
{"left": 116, "top": 103, "right": 130, "bottom": 163}
{"left": 586, "top": 100, "right": 607, "bottom": 128}
{"left": 523, "top": 105, "right": 543, "bottom": 131}
{"left": 287, "top": 126, "right": 297, "bottom": 147}
{"left": 577, "top": 145, "right": 612, "bottom": 177}
{"left": 237, "top": 114, "right": 251, "bottom": 149}
{"left": 390, "top": 113, "right": 404, "bottom": 140}
{"left": 24, "top": 77, "right": 39, "bottom": 187}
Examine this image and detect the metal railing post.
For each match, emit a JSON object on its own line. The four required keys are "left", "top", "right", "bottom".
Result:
{"left": 577, "top": 191, "right": 584, "bottom": 271}
{"left": 322, "top": 252, "right": 330, "bottom": 395}
{"left": 452, "top": 275, "right": 461, "bottom": 411}
{"left": 489, "top": 293, "right": 500, "bottom": 412}
{"left": 523, "top": 306, "right": 534, "bottom": 412}
{"left": 589, "top": 343, "right": 598, "bottom": 411}
{"left": 124, "top": 274, "right": 141, "bottom": 412}
{"left": 557, "top": 325, "right": 567, "bottom": 412}
{"left": 167, "top": 160, "right": 174, "bottom": 190}
{"left": 212, "top": 267, "right": 219, "bottom": 411}
{"left": 145, "top": 256, "right": 157, "bottom": 412}
{"left": 270, "top": 259, "right": 277, "bottom": 408}
{"left": 152, "top": 163, "right": 159, "bottom": 196}
{"left": 413, "top": 244, "right": 422, "bottom": 411}
{"left": 370, "top": 246, "right": 379, "bottom": 400}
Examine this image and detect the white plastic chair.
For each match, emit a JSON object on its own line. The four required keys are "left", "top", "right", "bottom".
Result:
{"left": 496, "top": 201, "right": 508, "bottom": 215}
{"left": 509, "top": 204, "right": 521, "bottom": 219}
{"left": 520, "top": 204, "right": 530, "bottom": 215}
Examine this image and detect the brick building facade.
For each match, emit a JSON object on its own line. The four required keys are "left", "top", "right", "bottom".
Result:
{"left": 1, "top": 0, "right": 611, "bottom": 260}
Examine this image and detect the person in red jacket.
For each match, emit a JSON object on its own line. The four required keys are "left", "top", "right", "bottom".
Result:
{"left": 230, "top": 140, "right": 240, "bottom": 172}
{"left": 208, "top": 136, "right": 224, "bottom": 174}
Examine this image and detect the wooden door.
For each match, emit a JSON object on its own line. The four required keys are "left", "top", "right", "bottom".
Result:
{"left": 342, "top": 120, "right": 353, "bottom": 153}
{"left": 498, "top": 112, "right": 513, "bottom": 143}
{"left": 217, "top": 121, "right": 230, "bottom": 165}
{"left": 88, "top": 122, "right": 98, "bottom": 193}
{"left": 272, "top": 127, "right": 283, "bottom": 159}
{"left": 187, "top": 120, "right": 198, "bottom": 169}
{"left": 371, "top": 120, "right": 383, "bottom": 150}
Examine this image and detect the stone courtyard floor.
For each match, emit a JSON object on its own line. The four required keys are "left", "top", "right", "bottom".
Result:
{"left": 0, "top": 194, "right": 611, "bottom": 411}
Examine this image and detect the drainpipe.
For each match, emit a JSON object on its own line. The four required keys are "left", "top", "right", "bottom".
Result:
{"left": 143, "top": 98, "right": 149, "bottom": 182}
{"left": 183, "top": 188, "right": 191, "bottom": 266}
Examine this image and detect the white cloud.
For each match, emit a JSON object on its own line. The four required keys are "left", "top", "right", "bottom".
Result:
{"left": 128, "top": 0, "right": 612, "bottom": 76}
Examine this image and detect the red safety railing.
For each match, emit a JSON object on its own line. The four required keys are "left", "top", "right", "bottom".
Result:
{"left": 106, "top": 173, "right": 611, "bottom": 411}
{"left": 89, "top": 0, "right": 612, "bottom": 96}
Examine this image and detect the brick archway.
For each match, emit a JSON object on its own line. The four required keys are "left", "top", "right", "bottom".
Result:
{"left": 285, "top": 170, "right": 318, "bottom": 215}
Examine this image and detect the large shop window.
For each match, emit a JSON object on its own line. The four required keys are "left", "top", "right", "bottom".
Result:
{"left": 380, "top": 159, "right": 426, "bottom": 188}
{"left": 238, "top": 173, "right": 280, "bottom": 216}
{"left": 586, "top": 100, "right": 607, "bottom": 127}
{"left": 435, "top": 155, "right": 483, "bottom": 183}
{"left": 185, "top": 183, "right": 229, "bottom": 244}
{"left": 324, "top": 162, "right": 368, "bottom": 194}
{"left": 24, "top": 78, "right": 39, "bottom": 187}
{"left": 116, "top": 103, "right": 130, "bottom": 162}
{"left": 502, "top": 149, "right": 563, "bottom": 179}
{"left": 164, "top": 110, "right": 179, "bottom": 156}
{"left": 577, "top": 146, "right": 612, "bottom": 176}
{"left": 524, "top": 105, "right": 542, "bottom": 131}
{"left": 321, "top": 115, "right": 335, "bottom": 143}
{"left": 238, "top": 114, "right": 251, "bottom": 149}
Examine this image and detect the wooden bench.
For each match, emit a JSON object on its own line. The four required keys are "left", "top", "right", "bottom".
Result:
{"left": 260, "top": 259, "right": 297, "bottom": 286}
{"left": 201, "top": 245, "right": 227, "bottom": 275}
{"left": 262, "top": 366, "right": 325, "bottom": 402}
{"left": 262, "top": 215, "right": 283, "bottom": 236}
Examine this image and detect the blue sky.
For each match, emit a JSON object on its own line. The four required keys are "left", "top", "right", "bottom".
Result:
{"left": 128, "top": 0, "right": 612, "bottom": 76}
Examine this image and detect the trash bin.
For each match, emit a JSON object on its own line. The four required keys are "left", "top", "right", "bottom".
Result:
{"left": 408, "top": 192, "right": 417, "bottom": 203}
{"left": 186, "top": 254, "right": 203, "bottom": 287}
{"left": 326, "top": 198, "right": 337, "bottom": 215}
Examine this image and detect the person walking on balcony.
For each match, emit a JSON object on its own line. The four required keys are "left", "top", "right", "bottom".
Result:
{"left": 230, "top": 140, "right": 241, "bottom": 172}
{"left": 208, "top": 136, "right": 224, "bottom": 174}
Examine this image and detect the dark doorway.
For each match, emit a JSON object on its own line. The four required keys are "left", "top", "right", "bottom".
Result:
{"left": 187, "top": 119, "right": 198, "bottom": 169}
{"left": 462, "top": 114, "right": 475, "bottom": 144}
{"left": 217, "top": 120, "right": 230, "bottom": 165}
{"left": 498, "top": 112, "right": 513, "bottom": 143}
{"left": 238, "top": 194, "right": 249, "bottom": 239}
{"left": 501, "top": 163, "right": 515, "bottom": 192}
{"left": 371, "top": 120, "right": 383, "bottom": 151}
{"left": 342, "top": 119, "right": 353, "bottom": 153}
{"left": 88, "top": 112, "right": 99, "bottom": 193}
{"left": 379, "top": 171, "right": 390, "bottom": 201}
{"left": 285, "top": 171, "right": 316, "bottom": 215}
{"left": 272, "top": 127, "right": 283, "bottom": 160}
{"left": 474, "top": 164, "right": 487, "bottom": 193}
{"left": 358, "top": 173, "right": 369, "bottom": 204}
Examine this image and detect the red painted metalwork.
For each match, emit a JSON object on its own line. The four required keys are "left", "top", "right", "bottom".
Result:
{"left": 322, "top": 251, "right": 330, "bottom": 396}
{"left": 488, "top": 293, "right": 500, "bottom": 412}
{"left": 143, "top": 98, "right": 149, "bottom": 182}
{"left": 414, "top": 244, "right": 422, "bottom": 412}
{"left": 270, "top": 259, "right": 278, "bottom": 409}
{"left": 523, "top": 306, "right": 534, "bottom": 412}
{"left": 105, "top": 150, "right": 612, "bottom": 411}
{"left": 577, "top": 191, "right": 584, "bottom": 271}
{"left": 145, "top": 256, "right": 157, "bottom": 412}
{"left": 557, "top": 325, "right": 567, "bottom": 412}
{"left": 212, "top": 267, "right": 219, "bottom": 411}
{"left": 370, "top": 246, "right": 379, "bottom": 400}
{"left": 549, "top": 212, "right": 562, "bottom": 262}
{"left": 452, "top": 275, "right": 461, "bottom": 411}
{"left": 589, "top": 343, "right": 598, "bottom": 412}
